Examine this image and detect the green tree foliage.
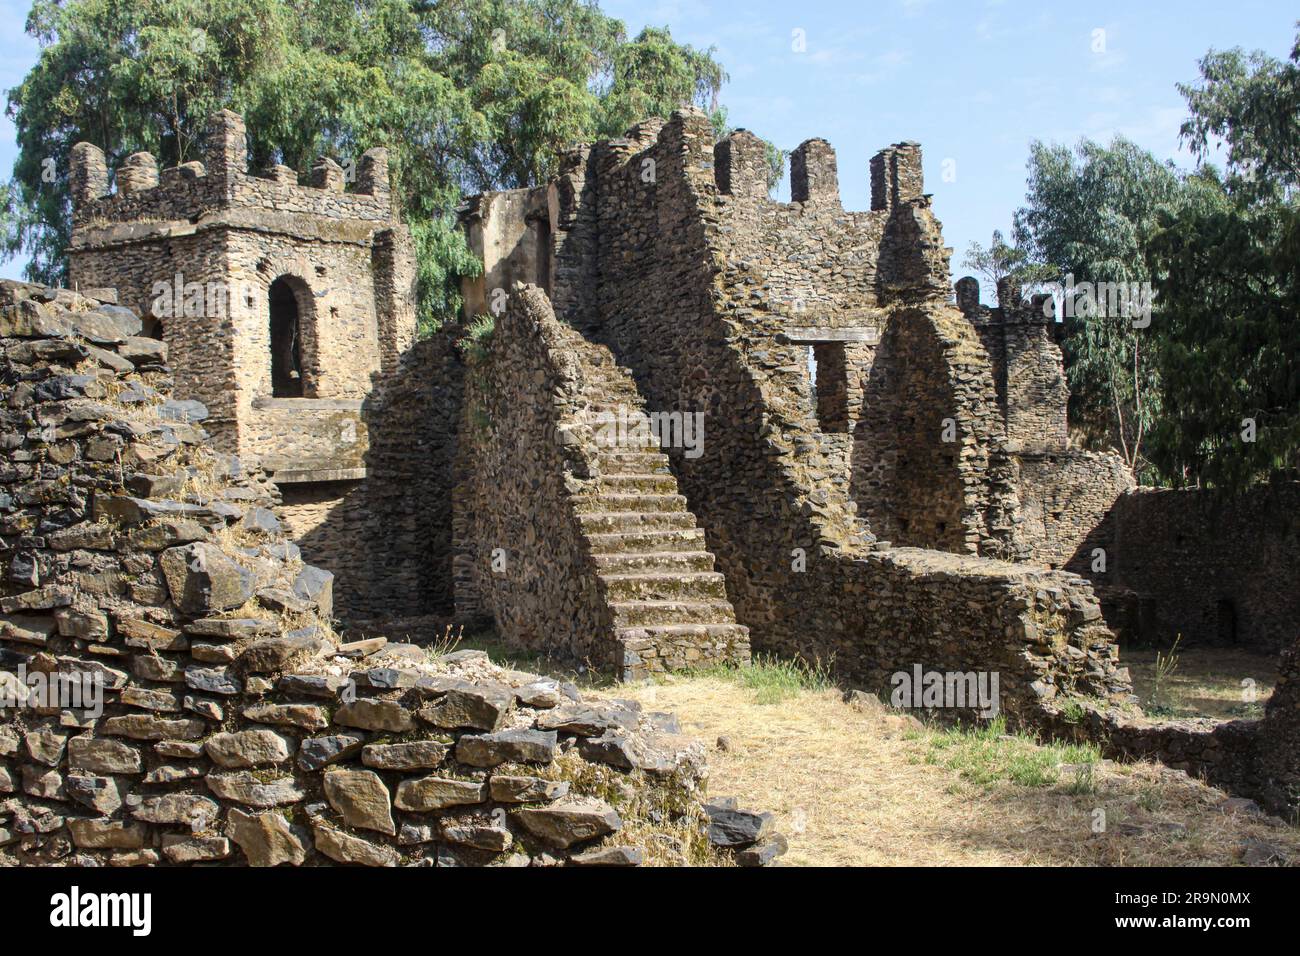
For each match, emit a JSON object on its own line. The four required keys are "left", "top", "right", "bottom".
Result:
{"left": 1008, "top": 24, "right": 1300, "bottom": 491}
{"left": 1143, "top": 27, "right": 1300, "bottom": 490}
{"left": 4, "top": 0, "right": 729, "bottom": 331}
{"left": 1012, "top": 137, "right": 1186, "bottom": 472}
{"left": 961, "top": 229, "right": 1055, "bottom": 301}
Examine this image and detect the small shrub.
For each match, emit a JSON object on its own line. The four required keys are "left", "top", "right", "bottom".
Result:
{"left": 1147, "top": 635, "right": 1182, "bottom": 714}
{"left": 457, "top": 313, "right": 496, "bottom": 363}
{"left": 1059, "top": 699, "right": 1086, "bottom": 724}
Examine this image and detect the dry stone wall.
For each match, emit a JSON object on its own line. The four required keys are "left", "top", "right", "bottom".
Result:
{"left": 514, "top": 109, "right": 1132, "bottom": 721}
{"left": 1015, "top": 450, "right": 1135, "bottom": 569}
{"left": 455, "top": 285, "right": 750, "bottom": 678}
{"left": 270, "top": 329, "right": 465, "bottom": 620}
{"left": 0, "top": 281, "right": 778, "bottom": 867}
{"left": 1071, "top": 483, "right": 1300, "bottom": 651}
{"left": 956, "top": 279, "right": 1134, "bottom": 569}
{"left": 851, "top": 304, "right": 1021, "bottom": 557}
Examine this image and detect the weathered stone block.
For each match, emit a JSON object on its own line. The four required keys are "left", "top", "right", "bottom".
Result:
{"left": 513, "top": 800, "right": 621, "bottom": 849}
{"left": 204, "top": 729, "right": 292, "bottom": 768}
{"left": 226, "top": 808, "right": 308, "bottom": 867}
{"left": 334, "top": 699, "right": 413, "bottom": 733}
{"left": 455, "top": 728, "right": 557, "bottom": 767}
{"left": 159, "top": 542, "right": 255, "bottom": 614}
{"left": 323, "top": 769, "right": 395, "bottom": 835}
{"left": 393, "top": 776, "right": 486, "bottom": 812}
{"left": 360, "top": 740, "right": 448, "bottom": 771}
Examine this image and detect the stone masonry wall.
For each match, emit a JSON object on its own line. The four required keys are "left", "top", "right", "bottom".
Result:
{"left": 269, "top": 329, "right": 464, "bottom": 620}
{"left": 454, "top": 288, "right": 618, "bottom": 668}
{"left": 1015, "top": 449, "right": 1135, "bottom": 569}
{"left": 1070, "top": 483, "right": 1300, "bottom": 651}
{"left": 0, "top": 281, "right": 778, "bottom": 867}
{"left": 69, "top": 230, "right": 238, "bottom": 443}
{"left": 851, "top": 304, "right": 1021, "bottom": 556}
{"left": 455, "top": 285, "right": 750, "bottom": 677}
{"left": 535, "top": 109, "right": 1129, "bottom": 721}
{"left": 956, "top": 278, "right": 1134, "bottom": 569}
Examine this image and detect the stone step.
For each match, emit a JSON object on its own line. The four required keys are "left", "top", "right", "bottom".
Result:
{"left": 599, "top": 571, "right": 729, "bottom": 602}
{"left": 576, "top": 511, "right": 697, "bottom": 534}
{"left": 591, "top": 550, "right": 716, "bottom": 573}
{"left": 583, "top": 401, "right": 650, "bottom": 415}
{"left": 616, "top": 622, "right": 751, "bottom": 650}
{"left": 585, "top": 528, "right": 708, "bottom": 555}
{"left": 596, "top": 451, "right": 672, "bottom": 474}
{"left": 573, "top": 493, "right": 688, "bottom": 514}
{"left": 597, "top": 473, "right": 679, "bottom": 494}
{"left": 609, "top": 600, "right": 737, "bottom": 628}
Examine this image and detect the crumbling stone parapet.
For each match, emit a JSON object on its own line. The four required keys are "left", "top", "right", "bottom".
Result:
{"left": 69, "top": 142, "right": 109, "bottom": 207}
{"left": 713, "top": 129, "right": 769, "bottom": 200}
{"left": 790, "top": 138, "right": 840, "bottom": 206}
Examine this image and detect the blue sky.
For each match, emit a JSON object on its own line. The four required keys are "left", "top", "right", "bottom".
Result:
{"left": 600, "top": 0, "right": 1295, "bottom": 285}
{"left": 1, "top": 0, "right": 1296, "bottom": 282}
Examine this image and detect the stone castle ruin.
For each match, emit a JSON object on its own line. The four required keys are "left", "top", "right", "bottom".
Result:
{"left": 1, "top": 107, "right": 1298, "bottom": 866}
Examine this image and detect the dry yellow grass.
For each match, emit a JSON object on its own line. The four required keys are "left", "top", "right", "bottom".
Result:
{"left": 602, "top": 674, "right": 1300, "bottom": 867}
{"left": 1126, "top": 647, "right": 1276, "bottom": 719}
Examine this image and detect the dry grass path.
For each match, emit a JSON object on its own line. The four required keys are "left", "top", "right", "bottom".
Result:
{"left": 600, "top": 672, "right": 1300, "bottom": 867}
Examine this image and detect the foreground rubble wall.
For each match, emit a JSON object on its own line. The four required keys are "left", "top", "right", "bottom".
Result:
{"left": 0, "top": 281, "right": 773, "bottom": 866}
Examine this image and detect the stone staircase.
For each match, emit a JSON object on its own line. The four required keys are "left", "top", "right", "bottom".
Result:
{"left": 569, "top": 346, "right": 750, "bottom": 677}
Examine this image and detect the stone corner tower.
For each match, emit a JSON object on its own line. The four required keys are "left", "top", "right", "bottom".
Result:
{"left": 67, "top": 109, "right": 417, "bottom": 483}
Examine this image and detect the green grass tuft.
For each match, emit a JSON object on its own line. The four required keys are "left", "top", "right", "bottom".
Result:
{"left": 693, "top": 653, "right": 833, "bottom": 704}
{"left": 924, "top": 717, "right": 1102, "bottom": 789}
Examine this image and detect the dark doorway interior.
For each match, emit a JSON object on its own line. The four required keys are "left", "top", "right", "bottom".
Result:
{"left": 812, "top": 341, "right": 850, "bottom": 433}
{"left": 269, "top": 277, "right": 304, "bottom": 397}
{"left": 1216, "top": 598, "right": 1238, "bottom": 645}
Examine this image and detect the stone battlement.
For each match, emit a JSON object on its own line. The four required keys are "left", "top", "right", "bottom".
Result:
{"left": 70, "top": 110, "right": 394, "bottom": 232}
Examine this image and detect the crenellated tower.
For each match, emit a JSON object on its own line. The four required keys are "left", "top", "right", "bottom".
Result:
{"left": 67, "top": 109, "right": 416, "bottom": 481}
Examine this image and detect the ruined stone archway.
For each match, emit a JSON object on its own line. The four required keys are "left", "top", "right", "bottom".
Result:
{"left": 850, "top": 309, "right": 969, "bottom": 551}
{"left": 266, "top": 273, "right": 317, "bottom": 397}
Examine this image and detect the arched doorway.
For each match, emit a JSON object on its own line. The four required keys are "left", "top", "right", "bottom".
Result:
{"left": 269, "top": 276, "right": 305, "bottom": 397}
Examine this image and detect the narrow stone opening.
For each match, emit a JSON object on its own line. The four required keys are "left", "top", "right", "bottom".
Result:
{"left": 532, "top": 215, "right": 553, "bottom": 296}
{"left": 1216, "top": 598, "right": 1238, "bottom": 645}
{"left": 812, "top": 341, "right": 850, "bottom": 433}
{"left": 269, "top": 276, "right": 304, "bottom": 397}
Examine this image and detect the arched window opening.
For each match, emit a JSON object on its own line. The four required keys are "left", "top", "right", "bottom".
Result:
{"left": 269, "top": 276, "right": 304, "bottom": 397}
